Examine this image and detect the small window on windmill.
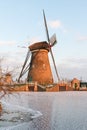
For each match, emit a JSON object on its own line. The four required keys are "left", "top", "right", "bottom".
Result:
{"left": 32, "top": 64, "right": 35, "bottom": 68}
{"left": 43, "top": 64, "right": 46, "bottom": 69}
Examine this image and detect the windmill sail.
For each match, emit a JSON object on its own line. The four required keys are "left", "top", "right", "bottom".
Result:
{"left": 18, "top": 49, "right": 31, "bottom": 82}
{"left": 18, "top": 11, "right": 60, "bottom": 83}
{"left": 43, "top": 10, "right": 60, "bottom": 82}
{"left": 50, "top": 33, "right": 57, "bottom": 47}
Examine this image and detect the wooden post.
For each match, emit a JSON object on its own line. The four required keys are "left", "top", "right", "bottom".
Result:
{"left": 26, "top": 83, "right": 29, "bottom": 91}
{"left": 0, "top": 102, "right": 2, "bottom": 115}
{"left": 34, "top": 82, "right": 37, "bottom": 91}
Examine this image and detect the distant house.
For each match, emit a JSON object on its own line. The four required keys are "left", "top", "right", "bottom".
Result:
{"left": 71, "top": 78, "right": 80, "bottom": 90}
{"left": 0, "top": 73, "right": 13, "bottom": 85}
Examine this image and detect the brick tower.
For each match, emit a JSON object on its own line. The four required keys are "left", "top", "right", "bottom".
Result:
{"left": 27, "top": 41, "right": 53, "bottom": 84}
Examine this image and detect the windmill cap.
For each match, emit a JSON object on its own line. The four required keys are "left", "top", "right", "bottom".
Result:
{"left": 5, "top": 73, "right": 11, "bottom": 76}
{"left": 29, "top": 41, "right": 50, "bottom": 51}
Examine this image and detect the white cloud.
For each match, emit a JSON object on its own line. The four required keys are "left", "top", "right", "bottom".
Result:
{"left": 77, "top": 36, "right": 87, "bottom": 41}
{"left": 48, "top": 20, "right": 62, "bottom": 29}
{"left": 59, "top": 58, "right": 87, "bottom": 68}
{"left": 48, "top": 20, "right": 68, "bottom": 34}
{"left": 30, "top": 37, "right": 42, "bottom": 44}
{"left": 63, "top": 29, "right": 68, "bottom": 33}
{"left": 56, "top": 57, "right": 87, "bottom": 81}
{"left": 0, "top": 41, "right": 17, "bottom": 46}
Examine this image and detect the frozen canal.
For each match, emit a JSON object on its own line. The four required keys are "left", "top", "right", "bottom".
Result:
{"left": 0, "top": 92, "right": 87, "bottom": 130}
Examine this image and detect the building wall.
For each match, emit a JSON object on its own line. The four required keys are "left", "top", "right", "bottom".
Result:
{"left": 11, "top": 82, "right": 38, "bottom": 92}
{"left": 46, "top": 84, "right": 59, "bottom": 92}
{"left": 57, "top": 82, "right": 73, "bottom": 91}
{"left": 1, "top": 78, "right": 87, "bottom": 92}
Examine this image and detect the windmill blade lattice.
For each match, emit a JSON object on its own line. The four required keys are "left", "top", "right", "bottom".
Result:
{"left": 18, "top": 49, "right": 31, "bottom": 82}
{"left": 43, "top": 10, "right": 60, "bottom": 82}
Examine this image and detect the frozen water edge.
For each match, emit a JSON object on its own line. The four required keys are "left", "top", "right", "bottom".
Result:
{"left": 0, "top": 92, "right": 42, "bottom": 129}
{"left": 0, "top": 122, "right": 37, "bottom": 130}
{"left": 1, "top": 92, "right": 87, "bottom": 130}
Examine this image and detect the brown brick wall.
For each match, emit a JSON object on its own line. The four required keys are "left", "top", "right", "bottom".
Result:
{"left": 28, "top": 49, "right": 53, "bottom": 84}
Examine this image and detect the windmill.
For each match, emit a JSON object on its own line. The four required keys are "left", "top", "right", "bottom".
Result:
{"left": 18, "top": 10, "right": 60, "bottom": 84}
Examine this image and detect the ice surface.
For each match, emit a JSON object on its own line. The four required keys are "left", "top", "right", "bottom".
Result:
{"left": 0, "top": 122, "right": 37, "bottom": 130}
{"left": 0, "top": 92, "right": 87, "bottom": 130}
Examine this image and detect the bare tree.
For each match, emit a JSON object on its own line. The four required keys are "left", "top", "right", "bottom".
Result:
{"left": 0, "top": 57, "right": 14, "bottom": 100}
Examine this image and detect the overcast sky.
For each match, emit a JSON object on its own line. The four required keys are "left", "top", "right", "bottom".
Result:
{"left": 0, "top": 0, "right": 87, "bottom": 81}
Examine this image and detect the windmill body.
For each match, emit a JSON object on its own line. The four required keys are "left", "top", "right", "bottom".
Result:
{"left": 28, "top": 41, "right": 53, "bottom": 84}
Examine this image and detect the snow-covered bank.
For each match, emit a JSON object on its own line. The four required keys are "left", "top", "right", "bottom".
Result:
{"left": 0, "top": 92, "right": 42, "bottom": 129}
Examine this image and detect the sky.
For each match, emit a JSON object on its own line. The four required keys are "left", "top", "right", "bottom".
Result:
{"left": 0, "top": 0, "right": 87, "bottom": 81}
